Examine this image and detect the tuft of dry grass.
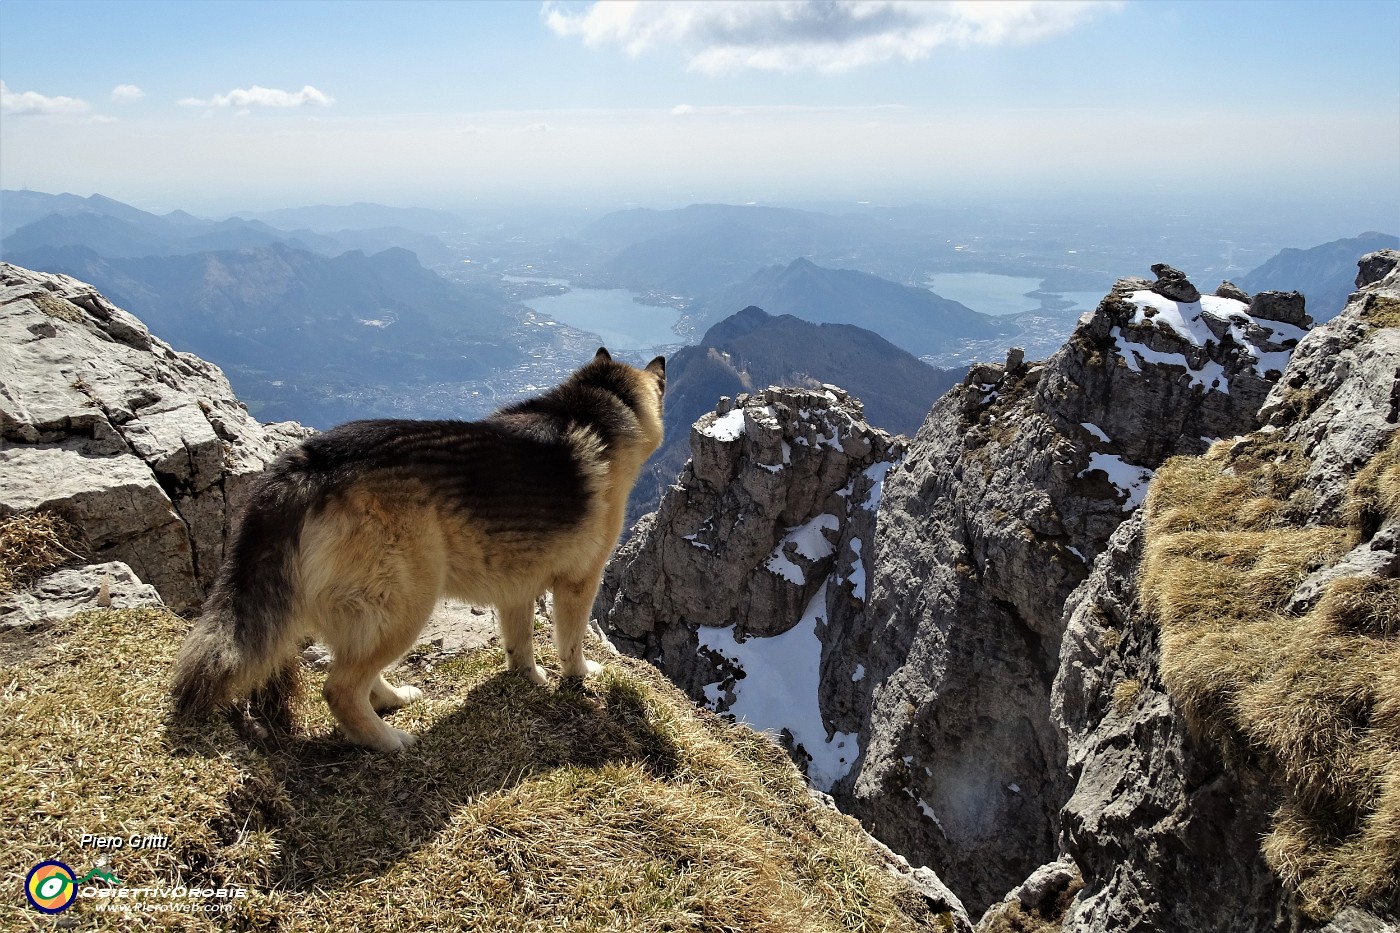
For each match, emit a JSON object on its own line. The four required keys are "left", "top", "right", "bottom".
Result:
{"left": 1, "top": 607, "right": 935, "bottom": 932}
{"left": 1111, "top": 679, "right": 1142, "bottom": 717}
{"left": 1346, "top": 429, "right": 1400, "bottom": 542}
{"left": 1360, "top": 294, "right": 1400, "bottom": 331}
{"left": 0, "top": 510, "right": 86, "bottom": 595}
{"left": 1141, "top": 427, "right": 1400, "bottom": 919}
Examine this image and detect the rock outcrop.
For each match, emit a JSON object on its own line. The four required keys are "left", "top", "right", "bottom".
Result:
{"left": 600, "top": 263, "right": 1317, "bottom": 917}
{"left": 830, "top": 269, "right": 1310, "bottom": 912}
{"left": 0, "top": 263, "right": 310, "bottom": 610}
{"left": 1046, "top": 250, "right": 1400, "bottom": 931}
{"left": 596, "top": 384, "right": 905, "bottom": 793}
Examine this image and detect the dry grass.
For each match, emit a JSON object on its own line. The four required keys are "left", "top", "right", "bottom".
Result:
{"left": 0, "top": 510, "right": 86, "bottom": 595}
{"left": 1141, "top": 427, "right": 1400, "bottom": 919}
{"left": 0, "top": 607, "right": 935, "bottom": 932}
{"left": 1360, "top": 294, "right": 1400, "bottom": 331}
{"left": 1111, "top": 679, "right": 1142, "bottom": 717}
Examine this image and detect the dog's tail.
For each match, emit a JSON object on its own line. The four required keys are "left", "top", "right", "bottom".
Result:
{"left": 171, "top": 451, "right": 320, "bottom": 718}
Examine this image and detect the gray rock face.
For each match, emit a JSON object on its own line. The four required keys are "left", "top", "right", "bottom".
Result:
{"left": 596, "top": 385, "right": 904, "bottom": 792}
{"left": 0, "top": 263, "right": 311, "bottom": 610}
{"left": 831, "top": 267, "right": 1306, "bottom": 913}
{"left": 0, "top": 561, "right": 162, "bottom": 627}
{"left": 1355, "top": 248, "right": 1399, "bottom": 289}
{"left": 1252, "top": 289, "right": 1314, "bottom": 328}
{"left": 1150, "top": 262, "right": 1202, "bottom": 303}
{"left": 1049, "top": 259, "right": 1400, "bottom": 930}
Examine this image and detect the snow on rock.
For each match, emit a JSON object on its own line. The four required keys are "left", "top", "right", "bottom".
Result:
{"left": 1078, "top": 453, "right": 1155, "bottom": 511}
{"left": 597, "top": 384, "right": 904, "bottom": 790}
{"left": 696, "top": 407, "right": 747, "bottom": 442}
{"left": 697, "top": 581, "right": 861, "bottom": 792}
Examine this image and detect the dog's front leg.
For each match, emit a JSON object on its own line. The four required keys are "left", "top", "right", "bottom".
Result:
{"left": 499, "top": 600, "right": 547, "bottom": 684}
{"left": 551, "top": 575, "right": 604, "bottom": 679}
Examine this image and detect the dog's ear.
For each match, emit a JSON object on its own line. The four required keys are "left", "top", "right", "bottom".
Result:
{"left": 593, "top": 347, "right": 612, "bottom": 363}
{"left": 646, "top": 356, "right": 666, "bottom": 395}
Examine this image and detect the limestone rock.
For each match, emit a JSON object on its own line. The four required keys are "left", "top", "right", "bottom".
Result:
{"left": 1049, "top": 256, "right": 1400, "bottom": 930}
{"left": 1149, "top": 262, "right": 1201, "bottom": 303}
{"left": 1355, "top": 248, "right": 1399, "bottom": 288}
{"left": 1, "top": 561, "right": 162, "bottom": 627}
{"left": 596, "top": 384, "right": 904, "bottom": 793}
{"left": 974, "top": 857, "right": 1082, "bottom": 932}
{"left": 0, "top": 263, "right": 311, "bottom": 610}
{"left": 1216, "top": 280, "right": 1250, "bottom": 302}
{"left": 1252, "top": 289, "right": 1313, "bottom": 328}
{"left": 826, "top": 265, "right": 1305, "bottom": 913}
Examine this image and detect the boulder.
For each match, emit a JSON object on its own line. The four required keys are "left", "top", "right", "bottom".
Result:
{"left": 0, "top": 263, "right": 311, "bottom": 611}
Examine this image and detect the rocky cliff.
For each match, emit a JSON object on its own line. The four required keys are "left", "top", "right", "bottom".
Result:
{"left": 600, "top": 257, "right": 1400, "bottom": 930}
{"left": 597, "top": 383, "right": 904, "bottom": 792}
{"left": 0, "top": 262, "right": 310, "bottom": 612}
{"left": 1042, "top": 251, "right": 1400, "bottom": 932}
{"left": 832, "top": 265, "right": 1310, "bottom": 912}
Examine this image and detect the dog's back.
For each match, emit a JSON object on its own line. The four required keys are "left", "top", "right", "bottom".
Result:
{"left": 172, "top": 348, "right": 665, "bottom": 751}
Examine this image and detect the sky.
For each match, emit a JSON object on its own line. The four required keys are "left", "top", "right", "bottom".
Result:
{"left": 1, "top": 0, "right": 1397, "bottom": 221}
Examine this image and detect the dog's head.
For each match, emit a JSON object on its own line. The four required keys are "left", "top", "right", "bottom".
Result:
{"left": 578, "top": 347, "right": 666, "bottom": 450}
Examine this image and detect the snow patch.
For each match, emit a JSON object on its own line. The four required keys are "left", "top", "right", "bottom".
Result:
{"left": 697, "top": 581, "right": 859, "bottom": 791}
{"left": 698, "top": 408, "right": 746, "bottom": 442}
{"left": 862, "top": 459, "right": 897, "bottom": 511}
{"left": 1080, "top": 422, "right": 1110, "bottom": 443}
{"left": 1080, "top": 452, "right": 1155, "bottom": 511}
{"left": 765, "top": 514, "right": 839, "bottom": 583}
{"left": 849, "top": 537, "right": 867, "bottom": 600}
{"left": 852, "top": 664, "right": 865, "bottom": 683}
{"left": 1112, "top": 326, "right": 1228, "bottom": 391}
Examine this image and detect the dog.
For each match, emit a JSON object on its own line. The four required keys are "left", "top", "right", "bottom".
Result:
{"left": 171, "top": 348, "right": 664, "bottom": 751}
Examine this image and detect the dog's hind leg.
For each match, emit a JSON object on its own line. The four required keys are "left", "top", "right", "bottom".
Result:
{"left": 499, "top": 599, "right": 547, "bottom": 685}
{"left": 320, "top": 588, "right": 435, "bottom": 752}
{"left": 551, "top": 572, "right": 605, "bottom": 679}
{"left": 323, "top": 655, "right": 417, "bottom": 752}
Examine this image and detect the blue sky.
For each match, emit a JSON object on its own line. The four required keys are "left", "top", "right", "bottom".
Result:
{"left": 1, "top": 0, "right": 1396, "bottom": 219}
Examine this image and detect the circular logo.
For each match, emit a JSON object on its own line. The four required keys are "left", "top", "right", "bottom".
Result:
{"left": 26, "top": 861, "right": 77, "bottom": 914}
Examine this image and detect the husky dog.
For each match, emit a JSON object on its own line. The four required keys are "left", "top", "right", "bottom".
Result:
{"left": 171, "top": 348, "right": 664, "bottom": 751}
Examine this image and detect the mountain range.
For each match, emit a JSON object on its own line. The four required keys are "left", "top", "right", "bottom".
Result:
{"left": 1235, "top": 230, "right": 1399, "bottom": 321}
{"left": 629, "top": 304, "right": 960, "bottom": 524}
{"left": 5, "top": 240, "right": 530, "bottom": 426}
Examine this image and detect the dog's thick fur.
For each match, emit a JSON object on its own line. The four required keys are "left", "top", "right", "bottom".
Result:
{"left": 171, "top": 348, "right": 664, "bottom": 751}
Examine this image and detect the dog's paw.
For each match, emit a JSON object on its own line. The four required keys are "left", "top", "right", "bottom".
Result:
{"left": 514, "top": 664, "right": 549, "bottom": 686}
{"left": 373, "top": 683, "right": 424, "bottom": 713}
{"left": 365, "top": 726, "right": 418, "bottom": 753}
{"left": 560, "top": 658, "right": 603, "bottom": 679}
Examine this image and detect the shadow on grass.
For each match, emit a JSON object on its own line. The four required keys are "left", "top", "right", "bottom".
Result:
{"left": 166, "top": 662, "right": 683, "bottom": 893}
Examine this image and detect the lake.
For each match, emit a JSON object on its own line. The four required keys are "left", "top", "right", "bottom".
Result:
{"left": 927, "top": 273, "right": 1106, "bottom": 316}
{"left": 514, "top": 280, "right": 683, "bottom": 354}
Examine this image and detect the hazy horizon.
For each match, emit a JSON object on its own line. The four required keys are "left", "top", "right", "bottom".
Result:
{"left": 2, "top": 0, "right": 1397, "bottom": 232}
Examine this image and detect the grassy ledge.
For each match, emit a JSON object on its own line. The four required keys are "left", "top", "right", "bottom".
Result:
{"left": 1, "top": 607, "right": 937, "bottom": 932}
{"left": 1142, "top": 429, "right": 1400, "bottom": 919}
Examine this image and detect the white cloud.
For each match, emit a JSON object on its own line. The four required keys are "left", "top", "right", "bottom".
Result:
{"left": 544, "top": 0, "right": 1122, "bottom": 74}
{"left": 179, "top": 84, "right": 334, "bottom": 109}
{"left": 0, "top": 80, "right": 90, "bottom": 115}
{"left": 110, "top": 84, "right": 145, "bottom": 103}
